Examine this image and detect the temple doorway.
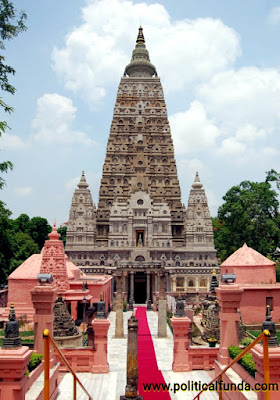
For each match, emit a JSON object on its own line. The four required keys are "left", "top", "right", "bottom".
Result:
{"left": 134, "top": 272, "right": 147, "bottom": 303}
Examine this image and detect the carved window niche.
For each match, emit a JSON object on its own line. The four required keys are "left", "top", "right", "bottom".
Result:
{"left": 176, "top": 277, "right": 184, "bottom": 289}
{"left": 200, "top": 279, "right": 206, "bottom": 287}
{"left": 136, "top": 230, "right": 144, "bottom": 247}
{"left": 188, "top": 280, "right": 194, "bottom": 287}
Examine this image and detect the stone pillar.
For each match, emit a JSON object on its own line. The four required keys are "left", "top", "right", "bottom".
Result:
{"left": 171, "top": 316, "right": 192, "bottom": 371}
{"left": 122, "top": 273, "right": 127, "bottom": 301}
{"left": 120, "top": 314, "right": 143, "bottom": 400}
{"left": 216, "top": 284, "right": 243, "bottom": 365}
{"left": 31, "top": 283, "right": 57, "bottom": 363}
{"left": 170, "top": 275, "right": 176, "bottom": 292}
{"left": 130, "top": 272, "right": 134, "bottom": 303}
{"left": 91, "top": 317, "right": 110, "bottom": 373}
{"left": 115, "top": 273, "right": 124, "bottom": 338}
{"left": 155, "top": 274, "right": 159, "bottom": 292}
{"left": 158, "top": 274, "right": 167, "bottom": 338}
{"left": 146, "top": 272, "right": 150, "bottom": 303}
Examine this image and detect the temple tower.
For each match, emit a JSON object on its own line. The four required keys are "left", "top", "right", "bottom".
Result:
{"left": 65, "top": 27, "right": 219, "bottom": 302}
{"left": 96, "top": 27, "right": 184, "bottom": 247}
{"left": 185, "top": 172, "right": 215, "bottom": 251}
{"left": 65, "top": 171, "right": 96, "bottom": 261}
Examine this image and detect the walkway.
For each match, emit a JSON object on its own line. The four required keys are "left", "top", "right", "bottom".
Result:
{"left": 56, "top": 308, "right": 217, "bottom": 400}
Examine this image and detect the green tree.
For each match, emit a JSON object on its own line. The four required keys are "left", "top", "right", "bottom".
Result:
{"left": 0, "top": 0, "right": 27, "bottom": 188}
{"left": 12, "top": 213, "right": 30, "bottom": 232}
{"left": 57, "top": 226, "right": 67, "bottom": 247}
{"left": 266, "top": 169, "right": 280, "bottom": 191}
{"left": 214, "top": 178, "right": 280, "bottom": 261}
{"left": 27, "top": 217, "right": 51, "bottom": 249}
{"left": 0, "top": 200, "right": 13, "bottom": 282}
{"left": 8, "top": 231, "right": 39, "bottom": 276}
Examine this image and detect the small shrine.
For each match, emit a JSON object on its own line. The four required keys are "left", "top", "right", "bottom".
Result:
{"left": 53, "top": 294, "right": 82, "bottom": 347}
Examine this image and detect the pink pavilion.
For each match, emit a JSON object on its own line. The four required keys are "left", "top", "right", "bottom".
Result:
{"left": 0, "top": 223, "right": 112, "bottom": 322}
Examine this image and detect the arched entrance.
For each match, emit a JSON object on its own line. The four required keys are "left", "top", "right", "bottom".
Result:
{"left": 134, "top": 272, "right": 147, "bottom": 303}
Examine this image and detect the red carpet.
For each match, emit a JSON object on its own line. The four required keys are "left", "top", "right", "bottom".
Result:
{"left": 136, "top": 307, "right": 171, "bottom": 399}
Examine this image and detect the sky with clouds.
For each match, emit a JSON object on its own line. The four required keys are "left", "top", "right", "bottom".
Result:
{"left": 1, "top": 0, "right": 280, "bottom": 225}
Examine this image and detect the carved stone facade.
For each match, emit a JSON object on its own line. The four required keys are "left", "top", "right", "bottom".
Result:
{"left": 65, "top": 27, "right": 219, "bottom": 303}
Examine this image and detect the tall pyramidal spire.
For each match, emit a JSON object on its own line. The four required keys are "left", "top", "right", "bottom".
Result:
{"left": 97, "top": 26, "right": 184, "bottom": 245}
{"left": 66, "top": 28, "right": 218, "bottom": 299}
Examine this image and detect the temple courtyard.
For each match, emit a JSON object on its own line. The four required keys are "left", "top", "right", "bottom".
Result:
{"left": 26, "top": 308, "right": 218, "bottom": 400}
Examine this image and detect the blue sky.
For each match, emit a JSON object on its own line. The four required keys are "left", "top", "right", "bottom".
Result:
{"left": 1, "top": 0, "right": 280, "bottom": 225}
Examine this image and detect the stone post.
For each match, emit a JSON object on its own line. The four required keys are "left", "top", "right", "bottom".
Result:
{"left": 115, "top": 273, "right": 124, "bottom": 338}
{"left": 120, "top": 313, "right": 143, "bottom": 400}
{"left": 31, "top": 282, "right": 57, "bottom": 365}
{"left": 158, "top": 273, "right": 167, "bottom": 337}
{"left": 215, "top": 284, "right": 243, "bottom": 366}
{"left": 146, "top": 272, "right": 150, "bottom": 303}
{"left": 92, "top": 317, "right": 110, "bottom": 373}
{"left": 171, "top": 316, "right": 192, "bottom": 371}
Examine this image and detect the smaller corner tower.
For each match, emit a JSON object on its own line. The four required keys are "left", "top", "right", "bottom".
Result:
{"left": 65, "top": 172, "right": 96, "bottom": 261}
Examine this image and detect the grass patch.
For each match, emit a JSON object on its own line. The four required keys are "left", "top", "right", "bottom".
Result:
{"left": 0, "top": 329, "right": 34, "bottom": 337}
{"left": 249, "top": 330, "right": 280, "bottom": 343}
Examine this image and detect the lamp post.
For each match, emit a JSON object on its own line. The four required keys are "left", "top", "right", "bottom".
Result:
{"left": 82, "top": 296, "right": 87, "bottom": 346}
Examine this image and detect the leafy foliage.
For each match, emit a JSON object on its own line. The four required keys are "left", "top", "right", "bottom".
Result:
{"left": 0, "top": 0, "right": 27, "bottom": 188}
{"left": 57, "top": 225, "right": 67, "bottom": 247}
{"left": 0, "top": 206, "right": 51, "bottom": 284}
{"left": 228, "top": 345, "right": 257, "bottom": 377}
{"left": 28, "top": 353, "right": 43, "bottom": 373}
{"left": 213, "top": 175, "right": 280, "bottom": 261}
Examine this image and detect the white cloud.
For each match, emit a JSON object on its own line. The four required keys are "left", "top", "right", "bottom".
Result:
{"left": 197, "top": 67, "right": 280, "bottom": 133}
{"left": 218, "top": 137, "right": 246, "bottom": 155}
{"left": 31, "top": 93, "right": 94, "bottom": 146}
{"left": 51, "top": 0, "right": 240, "bottom": 107}
{"left": 235, "top": 124, "right": 266, "bottom": 143}
{"left": 14, "top": 186, "right": 33, "bottom": 197}
{"left": 268, "top": 7, "right": 280, "bottom": 25}
{"left": 1, "top": 133, "right": 25, "bottom": 150}
{"left": 262, "top": 147, "right": 280, "bottom": 157}
{"left": 180, "top": 158, "right": 204, "bottom": 172}
{"left": 169, "top": 101, "right": 220, "bottom": 154}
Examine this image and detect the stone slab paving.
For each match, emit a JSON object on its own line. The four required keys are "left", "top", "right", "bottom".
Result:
{"left": 56, "top": 309, "right": 218, "bottom": 400}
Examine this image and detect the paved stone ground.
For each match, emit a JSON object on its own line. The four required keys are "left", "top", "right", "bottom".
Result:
{"left": 55, "top": 308, "right": 218, "bottom": 400}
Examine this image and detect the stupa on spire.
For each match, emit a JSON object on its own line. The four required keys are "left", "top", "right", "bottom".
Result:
{"left": 124, "top": 26, "right": 157, "bottom": 77}
{"left": 78, "top": 171, "right": 88, "bottom": 189}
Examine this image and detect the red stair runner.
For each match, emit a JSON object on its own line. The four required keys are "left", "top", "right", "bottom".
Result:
{"left": 136, "top": 307, "right": 171, "bottom": 399}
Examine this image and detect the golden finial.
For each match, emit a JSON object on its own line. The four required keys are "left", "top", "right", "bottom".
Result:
{"left": 212, "top": 269, "right": 216, "bottom": 276}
